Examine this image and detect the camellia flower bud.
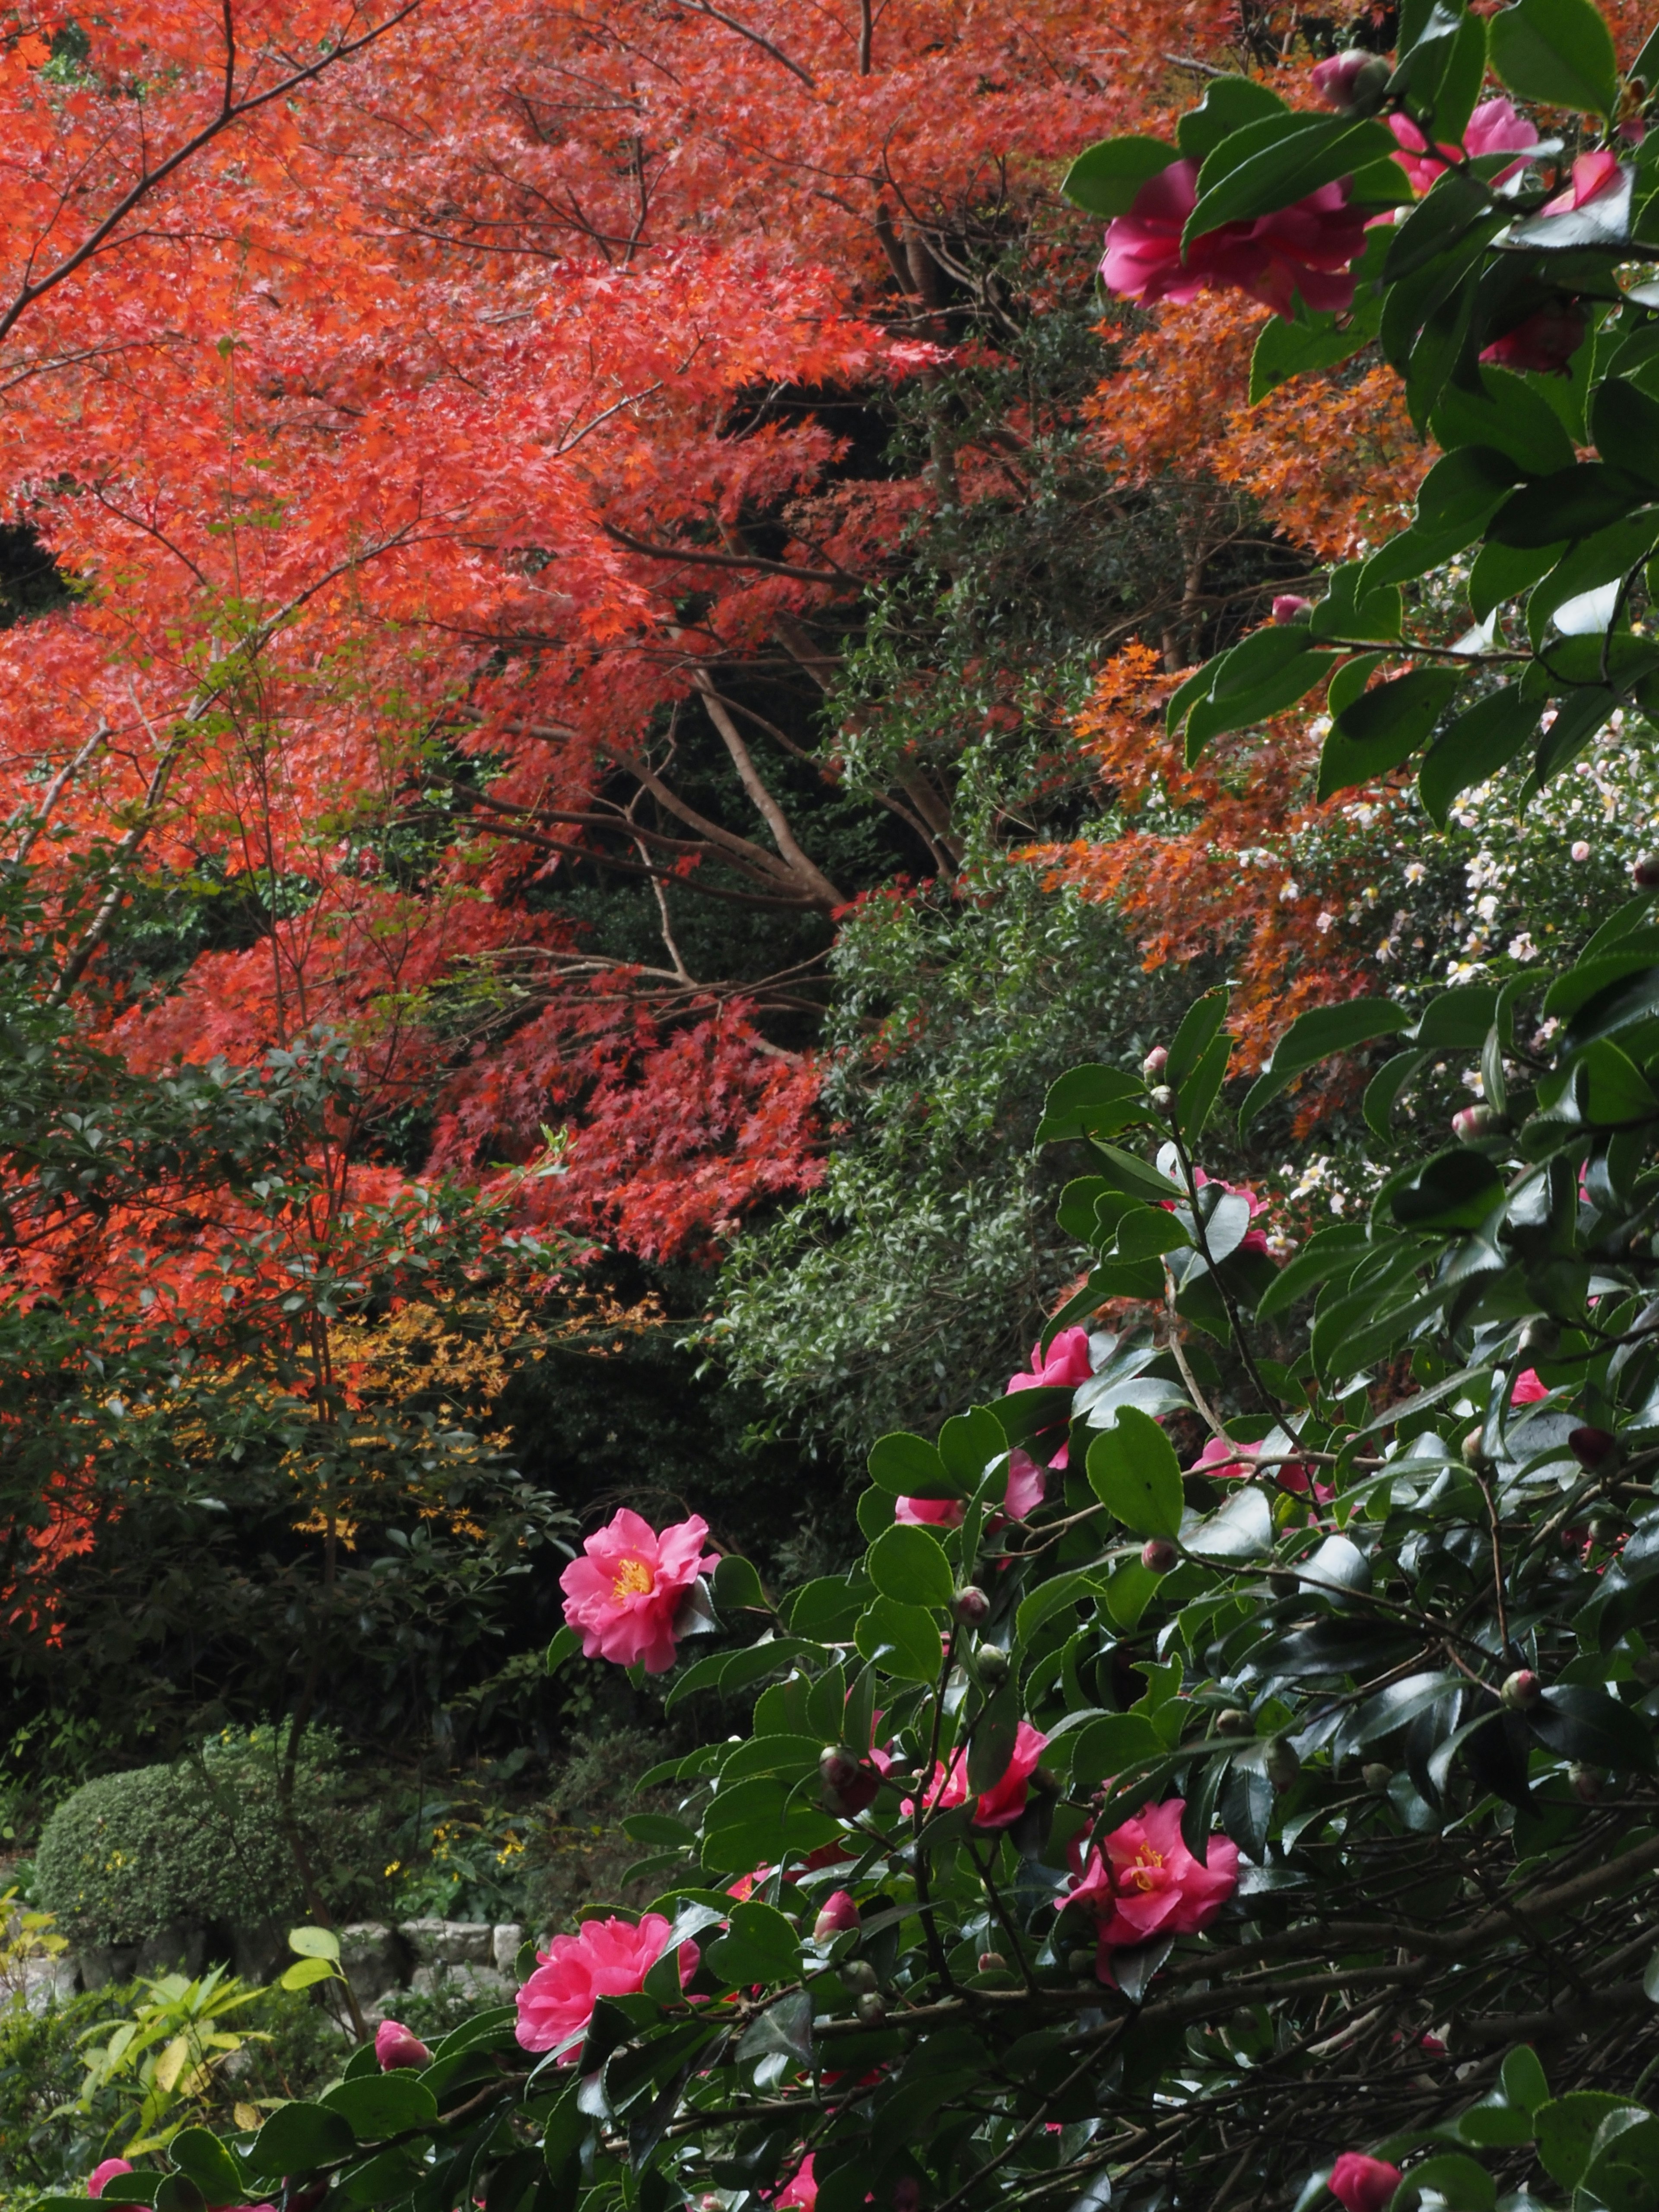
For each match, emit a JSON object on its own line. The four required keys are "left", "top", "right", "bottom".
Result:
{"left": 1149, "top": 1084, "right": 1175, "bottom": 1111}
{"left": 1452, "top": 1103, "right": 1504, "bottom": 1141}
{"left": 375, "top": 2019, "right": 432, "bottom": 2071}
{"left": 814, "top": 1891, "right": 861, "bottom": 1945}
{"left": 820, "top": 1745, "right": 880, "bottom": 1817}
{"left": 976, "top": 1646, "right": 1010, "bottom": 1686}
{"left": 1362, "top": 1761, "right": 1392, "bottom": 1795}
{"left": 856, "top": 1990, "right": 888, "bottom": 2025}
{"left": 1329, "top": 2153, "right": 1405, "bottom": 2212}
{"left": 1570, "top": 1761, "right": 1602, "bottom": 1803}
{"left": 1462, "top": 1427, "right": 1490, "bottom": 1468}
{"left": 1311, "top": 49, "right": 1392, "bottom": 114}
{"left": 1570, "top": 1425, "right": 1619, "bottom": 1471}
{"left": 952, "top": 1585, "right": 991, "bottom": 1627}
{"left": 1141, "top": 1537, "right": 1178, "bottom": 1573}
{"left": 1634, "top": 854, "right": 1659, "bottom": 889}
{"left": 1271, "top": 592, "right": 1314, "bottom": 623}
{"left": 1216, "top": 1707, "right": 1254, "bottom": 1736}
{"left": 1265, "top": 1739, "right": 1301, "bottom": 1792}
{"left": 1501, "top": 1668, "right": 1542, "bottom": 1710}
{"left": 1141, "top": 1045, "right": 1169, "bottom": 1079}
{"left": 840, "top": 1957, "right": 878, "bottom": 1995}
{"left": 977, "top": 1950, "right": 1009, "bottom": 1974}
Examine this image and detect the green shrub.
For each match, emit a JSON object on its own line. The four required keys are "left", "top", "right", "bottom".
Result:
{"left": 33, "top": 1729, "right": 378, "bottom": 1948}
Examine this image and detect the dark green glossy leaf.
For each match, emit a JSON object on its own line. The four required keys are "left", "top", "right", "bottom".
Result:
{"left": 1489, "top": 0, "right": 1619, "bottom": 115}
{"left": 1085, "top": 1406, "right": 1184, "bottom": 1538}
{"left": 1061, "top": 136, "right": 1176, "bottom": 216}
{"left": 866, "top": 1522, "right": 954, "bottom": 1609}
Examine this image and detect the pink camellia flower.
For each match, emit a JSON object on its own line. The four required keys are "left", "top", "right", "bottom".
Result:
{"left": 1542, "top": 148, "right": 1625, "bottom": 216}
{"left": 726, "top": 1867, "right": 769, "bottom": 1903}
{"left": 375, "top": 2018, "right": 432, "bottom": 2070}
{"left": 1102, "top": 159, "right": 1370, "bottom": 319}
{"left": 896, "top": 1331, "right": 1093, "bottom": 1522}
{"left": 1311, "top": 51, "right": 1385, "bottom": 111}
{"left": 88, "top": 2162, "right": 133, "bottom": 2200}
{"left": 1067, "top": 1798, "right": 1239, "bottom": 1968}
{"left": 1192, "top": 1166, "right": 1271, "bottom": 1255}
{"left": 1481, "top": 300, "right": 1588, "bottom": 375}
{"left": 813, "top": 1890, "right": 861, "bottom": 1942}
{"left": 1511, "top": 1368, "right": 1549, "bottom": 1405}
{"left": 896, "top": 1446, "right": 1047, "bottom": 1530}
{"left": 559, "top": 1507, "right": 718, "bottom": 1673}
{"left": 1272, "top": 594, "right": 1314, "bottom": 624}
{"left": 1389, "top": 97, "right": 1538, "bottom": 194}
{"left": 1190, "top": 1432, "right": 1332, "bottom": 1503}
{"left": 774, "top": 2157, "right": 817, "bottom": 2212}
{"left": 904, "top": 1721, "right": 1048, "bottom": 1828}
{"left": 1007, "top": 1325, "right": 1094, "bottom": 1396}
{"left": 1328, "top": 2153, "right": 1405, "bottom": 2212}
{"left": 516, "top": 1914, "right": 700, "bottom": 2054}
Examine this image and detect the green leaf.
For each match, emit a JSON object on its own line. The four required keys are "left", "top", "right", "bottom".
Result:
{"left": 867, "top": 1431, "right": 962, "bottom": 1500}
{"left": 1363, "top": 1047, "right": 1430, "bottom": 1135}
{"left": 321, "top": 2073, "right": 439, "bottom": 2139}
{"left": 1326, "top": 651, "right": 1388, "bottom": 721}
{"left": 1070, "top": 1711, "right": 1163, "bottom": 1783}
{"left": 1419, "top": 684, "right": 1539, "bottom": 824}
{"left": 1385, "top": 168, "right": 1497, "bottom": 284}
{"left": 1061, "top": 137, "right": 1175, "bottom": 216}
{"left": 1309, "top": 563, "right": 1402, "bottom": 644}
{"left": 1250, "top": 309, "right": 1374, "bottom": 402}
{"left": 1433, "top": 368, "right": 1576, "bottom": 477}
{"left": 280, "top": 1955, "right": 337, "bottom": 1991}
{"left": 1187, "top": 115, "right": 1395, "bottom": 242}
{"left": 1085, "top": 1405, "right": 1183, "bottom": 1539}
{"left": 1392, "top": 1148, "right": 1504, "bottom": 1230}
{"left": 1489, "top": 0, "right": 1619, "bottom": 115}
{"left": 1035, "top": 1064, "right": 1147, "bottom": 1144}
{"left": 866, "top": 1522, "right": 955, "bottom": 1609}
{"left": 968, "top": 1672, "right": 1023, "bottom": 1792}
{"left": 546, "top": 1624, "right": 583, "bottom": 1678}
{"left": 706, "top": 1900, "right": 801, "bottom": 1986}
{"left": 1240, "top": 999, "right": 1411, "bottom": 1128}
{"left": 251, "top": 2102, "right": 356, "bottom": 2177}
{"left": 1180, "top": 625, "right": 1340, "bottom": 762}
{"left": 712, "top": 1553, "right": 768, "bottom": 1612}
{"left": 153, "top": 2182, "right": 206, "bottom": 2212}
{"left": 938, "top": 1404, "right": 1013, "bottom": 1486}
{"left": 165, "top": 2130, "right": 245, "bottom": 2207}
{"left": 1526, "top": 1684, "right": 1657, "bottom": 1771}
{"left": 1402, "top": 2154, "right": 1494, "bottom": 2210}
{"left": 1166, "top": 987, "right": 1229, "bottom": 1087}
{"left": 1528, "top": 512, "right": 1659, "bottom": 646}
{"left": 1184, "top": 1484, "right": 1274, "bottom": 1563}
{"left": 1255, "top": 1222, "right": 1369, "bottom": 1320}
{"left": 1577, "top": 1038, "right": 1659, "bottom": 1125}
{"left": 1488, "top": 464, "right": 1649, "bottom": 548}
{"left": 1469, "top": 535, "right": 1564, "bottom": 621}
{"left": 1535, "top": 2094, "right": 1647, "bottom": 2187}
{"left": 1318, "top": 666, "right": 1464, "bottom": 800}
{"left": 287, "top": 1926, "right": 341, "bottom": 1962}
{"left": 1501, "top": 2045, "right": 1551, "bottom": 2111}
{"left": 1590, "top": 378, "right": 1659, "bottom": 492}
{"left": 1177, "top": 75, "right": 1287, "bottom": 163}
{"left": 855, "top": 1595, "right": 946, "bottom": 1683}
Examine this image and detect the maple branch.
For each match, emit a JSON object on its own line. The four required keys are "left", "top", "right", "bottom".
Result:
{"left": 602, "top": 521, "right": 863, "bottom": 589}
{"left": 11, "top": 723, "right": 109, "bottom": 868}
{"left": 691, "top": 671, "right": 845, "bottom": 908}
{"left": 666, "top": 0, "right": 817, "bottom": 87}
{"left": 0, "top": 0, "right": 425, "bottom": 349}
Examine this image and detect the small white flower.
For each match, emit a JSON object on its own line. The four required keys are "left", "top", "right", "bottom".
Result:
{"left": 1329, "top": 1192, "right": 1347, "bottom": 1215}
{"left": 1461, "top": 1069, "right": 1484, "bottom": 1095}
{"left": 1446, "top": 959, "right": 1484, "bottom": 982}
{"left": 1279, "top": 879, "right": 1300, "bottom": 902}
{"left": 1475, "top": 893, "right": 1499, "bottom": 924}
{"left": 1571, "top": 840, "right": 1591, "bottom": 861}
{"left": 1404, "top": 861, "right": 1426, "bottom": 884}
{"left": 1316, "top": 909, "right": 1337, "bottom": 933}
{"left": 1509, "top": 932, "right": 1538, "bottom": 962}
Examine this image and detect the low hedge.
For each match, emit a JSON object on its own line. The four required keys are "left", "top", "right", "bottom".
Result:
{"left": 34, "top": 1729, "right": 369, "bottom": 1948}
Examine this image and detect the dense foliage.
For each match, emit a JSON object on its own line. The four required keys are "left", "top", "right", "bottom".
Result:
{"left": 21, "top": 4, "right": 1659, "bottom": 2212}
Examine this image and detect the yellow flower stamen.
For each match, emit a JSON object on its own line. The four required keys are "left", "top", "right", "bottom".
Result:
{"left": 612, "top": 1557, "right": 654, "bottom": 1601}
{"left": 1126, "top": 1846, "right": 1165, "bottom": 1892}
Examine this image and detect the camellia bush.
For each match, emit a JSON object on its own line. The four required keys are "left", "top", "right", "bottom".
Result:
{"left": 41, "top": 3, "right": 1659, "bottom": 2211}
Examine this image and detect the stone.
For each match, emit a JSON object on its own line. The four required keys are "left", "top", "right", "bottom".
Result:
{"left": 77, "top": 1943, "right": 139, "bottom": 1990}
{"left": 399, "top": 1918, "right": 492, "bottom": 1966}
{"left": 492, "top": 1923, "right": 524, "bottom": 1975}
{"left": 408, "top": 1961, "right": 511, "bottom": 2003}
